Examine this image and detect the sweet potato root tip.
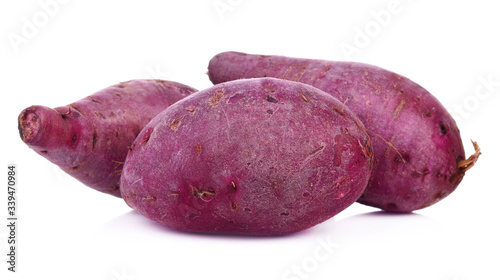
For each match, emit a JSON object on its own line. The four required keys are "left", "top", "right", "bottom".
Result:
{"left": 458, "top": 140, "right": 481, "bottom": 173}
{"left": 61, "top": 105, "right": 72, "bottom": 118}
{"left": 18, "top": 109, "right": 40, "bottom": 143}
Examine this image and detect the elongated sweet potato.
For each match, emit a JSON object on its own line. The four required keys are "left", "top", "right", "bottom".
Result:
{"left": 18, "top": 79, "right": 197, "bottom": 197}
{"left": 120, "top": 78, "right": 373, "bottom": 235}
{"left": 208, "top": 52, "right": 480, "bottom": 212}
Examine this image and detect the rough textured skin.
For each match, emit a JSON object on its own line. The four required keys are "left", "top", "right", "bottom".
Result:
{"left": 120, "top": 78, "right": 373, "bottom": 235}
{"left": 18, "top": 79, "right": 197, "bottom": 197}
{"left": 208, "top": 52, "right": 473, "bottom": 212}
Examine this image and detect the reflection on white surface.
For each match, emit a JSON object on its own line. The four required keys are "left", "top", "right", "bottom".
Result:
{"left": 89, "top": 200, "right": 496, "bottom": 280}
{"left": 93, "top": 209, "right": 452, "bottom": 280}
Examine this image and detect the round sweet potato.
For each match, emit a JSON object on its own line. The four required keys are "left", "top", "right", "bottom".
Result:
{"left": 120, "top": 78, "right": 373, "bottom": 235}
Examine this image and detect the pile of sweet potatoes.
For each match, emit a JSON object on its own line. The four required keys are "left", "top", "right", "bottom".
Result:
{"left": 18, "top": 52, "right": 480, "bottom": 236}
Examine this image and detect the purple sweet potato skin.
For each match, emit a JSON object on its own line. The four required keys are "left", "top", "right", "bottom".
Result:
{"left": 18, "top": 80, "right": 197, "bottom": 197}
{"left": 208, "top": 52, "right": 466, "bottom": 212}
{"left": 120, "top": 78, "right": 373, "bottom": 235}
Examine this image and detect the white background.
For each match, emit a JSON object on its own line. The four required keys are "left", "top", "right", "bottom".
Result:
{"left": 1, "top": 1, "right": 499, "bottom": 280}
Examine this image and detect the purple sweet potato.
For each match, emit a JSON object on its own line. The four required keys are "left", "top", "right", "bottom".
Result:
{"left": 18, "top": 79, "right": 197, "bottom": 197}
{"left": 208, "top": 51, "right": 480, "bottom": 212}
{"left": 120, "top": 78, "right": 373, "bottom": 235}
